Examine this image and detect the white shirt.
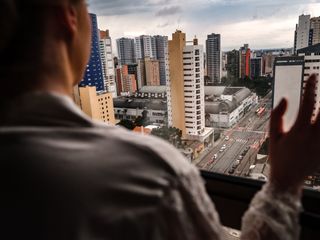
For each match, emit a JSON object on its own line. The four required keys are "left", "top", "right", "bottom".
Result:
{"left": 0, "top": 92, "right": 301, "bottom": 240}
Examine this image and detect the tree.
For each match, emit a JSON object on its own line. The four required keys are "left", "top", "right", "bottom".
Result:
{"left": 117, "top": 119, "right": 135, "bottom": 130}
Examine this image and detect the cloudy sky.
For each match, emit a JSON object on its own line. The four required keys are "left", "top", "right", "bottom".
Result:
{"left": 88, "top": 0, "right": 320, "bottom": 52}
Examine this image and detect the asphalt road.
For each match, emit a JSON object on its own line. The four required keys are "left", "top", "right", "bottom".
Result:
{"left": 197, "top": 92, "right": 272, "bottom": 177}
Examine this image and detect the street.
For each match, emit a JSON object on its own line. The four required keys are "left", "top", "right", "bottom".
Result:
{"left": 197, "top": 92, "right": 272, "bottom": 177}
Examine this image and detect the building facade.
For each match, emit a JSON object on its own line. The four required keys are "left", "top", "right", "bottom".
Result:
{"left": 116, "top": 65, "right": 137, "bottom": 95}
{"left": 99, "top": 30, "right": 117, "bottom": 97}
{"left": 226, "top": 50, "right": 240, "bottom": 80}
{"left": 167, "top": 31, "right": 213, "bottom": 142}
{"left": 239, "top": 44, "right": 251, "bottom": 79}
{"left": 250, "top": 57, "right": 263, "bottom": 79}
{"left": 206, "top": 33, "right": 222, "bottom": 85}
{"left": 154, "top": 35, "right": 169, "bottom": 86}
{"left": 145, "top": 58, "right": 160, "bottom": 86}
{"left": 116, "top": 37, "right": 135, "bottom": 65}
{"left": 80, "top": 13, "right": 105, "bottom": 92}
{"left": 77, "top": 86, "right": 116, "bottom": 124}
{"left": 294, "top": 14, "right": 311, "bottom": 52}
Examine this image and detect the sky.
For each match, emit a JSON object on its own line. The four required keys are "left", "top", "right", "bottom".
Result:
{"left": 88, "top": 0, "right": 320, "bottom": 53}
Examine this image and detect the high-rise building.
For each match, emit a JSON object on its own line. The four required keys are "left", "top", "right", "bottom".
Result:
{"left": 206, "top": 33, "right": 222, "bottom": 85}
{"left": 274, "top": 44, "right": 320, "bottom": 131}
{"left": 250, "top": 57, "right": 263, "bottom": 79}
{"left": 167, "top": 31, "right": 213, "bottom": 141}
{"left": 117, "top": 38, "right": 135, "bottom": 65}
{"left": 80, "top": 13, "right": 105, "bottom": 92}
{"left": 226, "top": 50, "right": 240, "bottom": 81}
{"left": 294, "top": 14, "right": 311, "bottom": 52}
{"left": 99, "top": 30, "right": 117, "bottom": 97}
{"left": 310, "top": 17, "right": 320, "bottom": 46}
{"left": 145, "top": 58, "right": 160, "bottom": 86}
{"left": 116, "top": 65, "right": 137, "bottom": 95}
{"left": 77, "top": 86, "right": 116, "bottom": 124}
{"left": 154, "top": 35, "right": 169, "bottom": 86}
{"left": 135, "top": 35, "right": 156, "bottom": 59}
{"left": 273, "top": 56, "right": 304, "bottom": 132}
{"left": 239, "top": 44, "right": 251, "bottom": 79}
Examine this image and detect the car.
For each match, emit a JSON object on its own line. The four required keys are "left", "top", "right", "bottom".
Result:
{"left": 237, "top": 155, "right": 243, "bottom": 160}
{"left": 225, "top": 136, "right": 230, "bottom": 141}
{"left": 213, "top": 154, "right": 218, "bottom": 159}
{"left": 219, "top": 148, "right": 224, "bottom": 152}
{"left": 228, "top": 168, "right": 235, "bottom": 174}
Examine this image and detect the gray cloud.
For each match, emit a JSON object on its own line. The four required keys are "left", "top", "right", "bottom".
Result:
{"left": 156, "top": 6, "right": 182, "bottom": 16}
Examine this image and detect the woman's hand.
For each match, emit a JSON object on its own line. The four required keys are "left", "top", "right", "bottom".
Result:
{"left": 269, "top": 74, "right": 320, "bottom": 195}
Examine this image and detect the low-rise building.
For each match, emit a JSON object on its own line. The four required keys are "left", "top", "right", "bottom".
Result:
{"left": 75, "top": 86, "right": 116, "bottom": 124}
{"left": 205, "top": 87, "right": 258, "bottom": 128}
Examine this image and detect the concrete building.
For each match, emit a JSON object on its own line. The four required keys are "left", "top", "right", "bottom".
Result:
{"left": 311, "top": 17, "right": 320, "bottom": 46}
{"left": 240, "top": 44, "right": 251, "bottom": 79}
{"left": 114, "top": 86, "right": 167, "bottom": 125}
{"left": 298, "top": 44, "right": 320, "bottom": 122}
{"left": 273, "top": 56, "right": 305, "bottom": 132}
{"left": 226, "top": 50, "right": 240, "bottom": 80}
{"left": 294, "top": 14, "right": 311, "bottom": 53}
{"left": 206, "top": 33, "right": 222, "bottom": 85}
{"left": 99, "top": 30, "right": 117, "bottom": 97}
{"left": 116, "top": 65, "right": 137, "bottom": 95}
{"left": 250, "top": 57, "right": 263, "bottom": 79}
{"left": 205, "top": 87, "right": 258, "bottom": 128}
{"left": 135, "top": 35, "right": 156, "bottom": 59}
{"left": 77, "top": 86, "right": 116, "bottom": 124}
{"left": 154, "top": 35, "right": 169, "bottom": 86}
{"left": 167, "top": 30, "right": 214, "bottom": 142}
{"left": 80, "top": 13, "right": 105, "bottom": 92}
{"left": 145, "top": 58, "right": 160, "bottom": 86}
{"left": 116, "top": 38, "right": 135, "bottom": 65}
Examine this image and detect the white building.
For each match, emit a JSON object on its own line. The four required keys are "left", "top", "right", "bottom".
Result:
{"left": 135, "top": 35, "right": 156, "bottom": 60}
{"left": 298, "top": 44, "right": 320, "bottom": 121}
{"left": 183, "top": 44, "right": 206, "bottom": 137}
{"left": 311, "top": 17, "right": 320, "bottom": 46}
{"left": 295, "top": 14, "right": 311, "bottom": 52}
{"left": 205, "top": 87, "right": 258, "bottom": 128}
{"left": 99, "top": 30, "right": 117, "bottom": 97}
{"left": 273, "top": 56, "right": 304, "bottom": 131}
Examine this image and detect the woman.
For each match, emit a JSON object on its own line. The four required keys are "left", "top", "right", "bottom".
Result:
{"left": 0, "top": 0, "right": 319, "bottom": 239}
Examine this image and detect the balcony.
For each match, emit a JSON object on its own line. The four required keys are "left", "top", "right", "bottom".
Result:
{"left": 201, "top": 171, "right": 320, "bottom": 239}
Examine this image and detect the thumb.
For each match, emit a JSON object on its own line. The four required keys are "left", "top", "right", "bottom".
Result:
{"left": 270, "top": 98, "right": 287, "bottom": 142}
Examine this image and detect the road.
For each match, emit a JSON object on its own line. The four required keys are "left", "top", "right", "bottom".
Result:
{"left": 197, "top": 92, "right": 272, "bottom": 177}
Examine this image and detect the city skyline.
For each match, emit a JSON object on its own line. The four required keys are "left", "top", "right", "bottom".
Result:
{"left": 88, "top": 0, "right": 320, "bottom": 51}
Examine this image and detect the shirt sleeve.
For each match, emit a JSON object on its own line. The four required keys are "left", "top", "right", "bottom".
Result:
{"left": 156, "top": 167, "right": 227, "bottom": 240}
{"left": 240, "top": 183, "right": 302, "bottom": 240}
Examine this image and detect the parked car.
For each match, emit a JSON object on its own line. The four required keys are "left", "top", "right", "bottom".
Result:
{"left": 228, "top": 168, "right": 235, "bottom": 174}
{"left": 225, "top": 136, "right": 230, "bottom": 141}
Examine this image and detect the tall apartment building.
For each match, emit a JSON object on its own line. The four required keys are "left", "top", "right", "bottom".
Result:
{"left": 134, "top": 35, "right": 169, "bottom": 86}
{"left": 80, "top": 13, "right": 105, "bottom": 92}
{"left": 99, "top": 30, "right": 117, "bottom": 97}
{"left": 239, "top": 44, "right": 251, "bottom": 79}
{"left": 311, "top": 17, "right": 320, "bottom": 46}
{"left": 167, "top": 31, "right": 213, "bottom": 141}
{"left": 116, "top": 65, "right": 137, "bottom": 95}
{"left": 116, "top": 38, "right": 135, "bottom": 65}
{"left": 250, "top": 57, "right": 263, "bottom": 79}
{"left": 154, "top": 35, "right": 169, "bottom": 86}
{"left": 135, "top": 35, "right": 156, "bottom": 59}
{"left": 76, "top": 86, "right": 116, "bottom": 124}
{"left": 294, "top": 15, "right": 311, "bottom": 52}
{"left": 206, "top": 33, "right": 222, "bottom": 85}
{"left": 226, "top": 50, "right": 240, "bottom": 80}
{"left": 145, "top": 58, "right": 160, "bottom": 86}
{"left": 274, "top": 44, "right": 320, "bottom": 132}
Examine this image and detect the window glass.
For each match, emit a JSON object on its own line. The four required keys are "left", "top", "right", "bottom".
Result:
{"left": 84, "top": 0, "right": 320, "bottom": 192}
